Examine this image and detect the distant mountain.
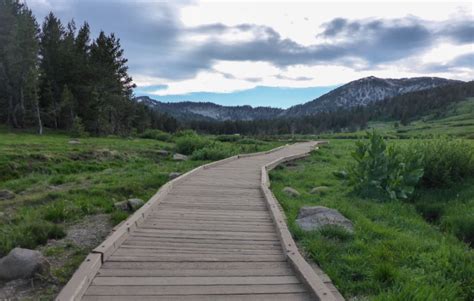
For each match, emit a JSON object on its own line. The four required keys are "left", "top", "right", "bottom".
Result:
{"left": 135, "top": 97, "right": 283, "bottom": 121}
{"left": 282, "top": 76, "right": 462, "bottom": 117}
{"left": 136, "top": 76, "right": 462, "bottom": 121}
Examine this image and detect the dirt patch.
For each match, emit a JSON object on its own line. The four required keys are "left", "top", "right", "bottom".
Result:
{"left": 65, "top": 214, "right": 113, "bottom": 249}
{"left": 0, "top": 214, "right": 113, "bottom": 300}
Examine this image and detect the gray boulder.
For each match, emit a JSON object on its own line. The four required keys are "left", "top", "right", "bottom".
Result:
{"left": 0, "top": 248, "right": 50, "bottom": 281}
{"left": 173, "top": 153, "right": 188, "bottom": 161}
{"left": 169, "top": 172, "right": 182, "bottom": 180}
{"left": 282, "top": 187, "right": 300, "bottom": 197}
{"left": 114, "top": 200, "right": 129, "bottom": 211}
{"left": 68, "top": 140, "right": 80, "bottom": 145}
{"left": 127, "top": 198, "right": 145, "bottom": 211}
{"left": 0, "top": 190, "right": 15, "bottom": 200}
{"left": 157, "top": 150, "right": 170, "bottom": 156}
{"left": 310, "top": 186, "right": 330, "bottom": 195}
{"left": 296, "top": 206, "right": 353, "bottom": 233}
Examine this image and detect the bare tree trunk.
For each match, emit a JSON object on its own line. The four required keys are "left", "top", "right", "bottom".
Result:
{"left": 19, "top": 86, "right": 25, "bottom": 128}
{"left": 8, "top": 95, "right": 19, "bottom": 128}
{"left": 34, "top": 85, "right": 43, "bottom": 135}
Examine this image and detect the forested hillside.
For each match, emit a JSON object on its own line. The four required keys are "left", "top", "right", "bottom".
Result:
{"left": 0, "top": 0, "right": 177, "bottom": 135}
{"left": 187, "top": 81, "right": 474, "bottom": 135}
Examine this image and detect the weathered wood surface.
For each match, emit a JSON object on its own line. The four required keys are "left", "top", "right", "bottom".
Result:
{"left": 57, "top": 142, "right": 342, "bottom": 301}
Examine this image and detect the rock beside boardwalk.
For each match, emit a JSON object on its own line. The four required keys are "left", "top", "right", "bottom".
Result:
{"left": 169, "top": 172, "right": 182, "bottom": 180}
{"left": 114, "top": 198, "right": 145, "bottom": 212}
{"left": 173, "top": 153, "right": 188, "bottom": 161}
{"left": 0, "top": 190, "right": 15, "bottom": 200}
{"left": 282, "top": 187, "right": 300, "bottom": 197}
{"left": 0, "top": 248, "right": 50, "bottom": 281}
{"left": 127, "top": 198, "right": 145, "bottom": 211}
{"left": 309, "top": 186, "right": 330, "bottom": 195}
{"left": 296, "top": 206, "right": 354, "bottom": 233}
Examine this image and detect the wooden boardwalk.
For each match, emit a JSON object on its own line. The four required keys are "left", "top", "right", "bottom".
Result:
{"left": 57, "top": 142, "right": 342, "bottom": 301}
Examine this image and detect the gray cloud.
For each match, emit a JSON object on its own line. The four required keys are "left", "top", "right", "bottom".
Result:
{"left": 422, "top": 52, "right": 474, "bottom": 73}
{"left": 29, "top": 1, "right": 474, "bottom": 82}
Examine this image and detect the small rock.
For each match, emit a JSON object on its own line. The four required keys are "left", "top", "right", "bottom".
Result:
{"left": 127, "top": 198, "right": 145, "bottom": 211}
{"left": 310, "top": 186, "right": 330, "bottom": 195}
{"left": 114, "top": 200, "right": 129, "bottom": 211}
{"left": 169, "top": 172, "right": 182, "bottom": 180}
{"left": 282, "top": 187, "right": 300, "bottom": 197}
{"left": 68, "top": 140, "right": 80, "bottom": 145}
{"left": 296, "top": 206, "right": 354, "bottom": 233}
{"left": 157, "top": 150, "right": 170, "bottom": 156}
{"left": 173, "top": 153, "right": 188, "bottom": 161}
{"left": 0, "top": 248, "right": 50, "bottom": 281}
{"left": 333, "top": 170, "right": 348, "bottom": 179}
{"left": 0, "top": 190, "right": 15, "bottom": 200}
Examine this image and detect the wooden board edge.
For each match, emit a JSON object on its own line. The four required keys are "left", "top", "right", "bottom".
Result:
{"left": 260, "top": 141, "right": 342, "bottom": 301}
{"left": 55, "top": 253, "right": 102, "bottom": 301}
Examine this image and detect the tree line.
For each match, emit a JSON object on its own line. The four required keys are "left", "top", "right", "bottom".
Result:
{"left": 0, "top": 0, "right": 178, "bottom": 135}
{"left": 186, "top": 81, "right": 474, "bottom": 135}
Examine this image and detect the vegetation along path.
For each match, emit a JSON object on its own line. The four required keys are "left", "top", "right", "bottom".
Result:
{"left": 57, "top": 142, "right": 341, "bottom": 301}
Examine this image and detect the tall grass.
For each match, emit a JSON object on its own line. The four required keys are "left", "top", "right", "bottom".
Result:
{"left": 403, "top": 138, "right": 474, "bottom": 187}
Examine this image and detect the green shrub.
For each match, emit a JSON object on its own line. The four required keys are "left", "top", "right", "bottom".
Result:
{"left": 139, "top": 129, "right": 172, "bottom": 141}
{"left": 215, "top": 134, "right": 241, "bottom": 142}
{"left": 404, "top": 139, "right": 474, "bottom": 187}
{"left": 0, "top": 219, "right": 66, "bottom": 255}
{"left": 70, "top": 116, "right": 88, "bottom": 138}
{"left": 175, "top": 135, "right": 209, "bottom": 155}
{"left": 174, "top": 129, "right": 198, "bottom": 137}
{"left": 349, "top": 131, "right": 424, "bottom": 200}
{"left": 42, "top": 200, "right": 82, "bottom": 223}
{"left": 238, "top": 138, "right": 264, "bottom": 145}
{"left": 191, "top": 144, "right": 234, "bottom": 161}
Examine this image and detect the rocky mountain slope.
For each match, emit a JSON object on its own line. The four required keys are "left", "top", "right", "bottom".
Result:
{"left": 282, "top": 76, "right": 461, "bottom": 117}
{"left": 136, "top": 76, "right": 461, "bottom": 121}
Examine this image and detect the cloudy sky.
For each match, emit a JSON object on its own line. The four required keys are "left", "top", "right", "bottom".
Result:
{"left": 28, "top": 0, "right": 473, "bottom": 108}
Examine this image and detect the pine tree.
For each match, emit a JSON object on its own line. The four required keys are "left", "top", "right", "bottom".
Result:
{"left": 39, "top": 12, "right": 64, "bottom": 128}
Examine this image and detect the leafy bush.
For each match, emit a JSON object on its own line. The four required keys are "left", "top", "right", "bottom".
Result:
{"left": 215, "top": 134, "right": 241, "bottom": 142}
{"left": 70, "top": 116, "right": 88, "bottom": 138}
{"left": 404, "top": 139, "right": 474, "bottom": 187}
{"left": 139, "top": 129, "right": 172, "bottom": 141}
{"left": 238, "top": 138, "right": 264, "bottom": 145}
{"left": 191, "top": 143, "right": 234, "bottom": 161}
{"left": 349, "top": 131, "right": 424, "bottom": 200}
{"left": 175, "top": 134, "right": 209, "bottom": 155}
{"left": 174, "top": 129, "right": 198, "bottom": 137}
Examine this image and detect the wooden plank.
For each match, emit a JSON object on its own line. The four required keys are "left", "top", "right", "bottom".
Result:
{"left": 101, "top": 261, "right": 290, "bottom": 270}
{"left": 133, "top": 228, "right": 278, "bottom": 238}
{"left": 124, "top": 237, "right": 281, "bottom": 245}
{"left": 82, "top": 293, "right": 312, "bottom": 301}
{"left": 95, "top": 267, "right": 294, "bottom": 277}
{"left": 92, "top": 276, "right": 300, "bottom": 286}
{"left": 139, "top": 224, "right": 275, "bottom": 233}
{"left": 121, "top": 241, "right": 281, "bottom": 250}
{"left": 108, "top": 254, "right": 287, "bottom": 262}
{"left": 112, "top": 247, "right": 283, "bottom": 256}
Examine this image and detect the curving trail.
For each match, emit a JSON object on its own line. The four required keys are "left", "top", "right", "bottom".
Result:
{"left": 57, "top": 142, "right": 342, "bottom": 301}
